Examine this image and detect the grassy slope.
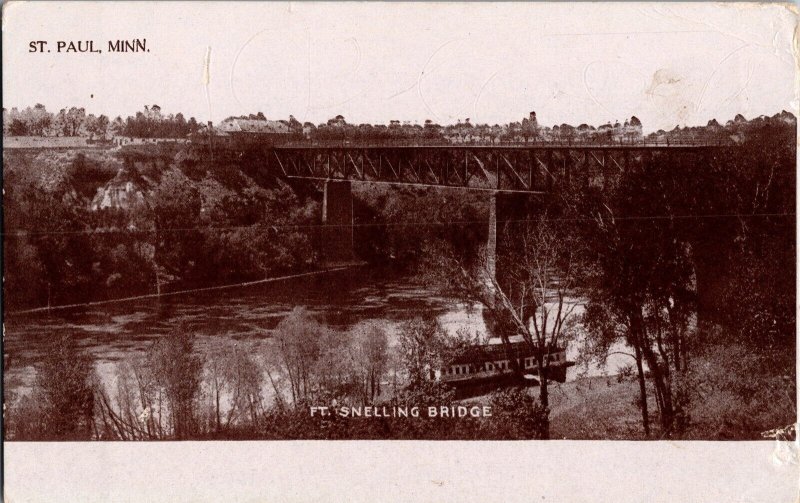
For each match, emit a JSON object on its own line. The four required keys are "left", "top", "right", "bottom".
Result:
{"left": 548, "top": 376, "right": 655, "bottom": 440}
{"left": 545, "top": 349, "right": 795, "bottom": 440}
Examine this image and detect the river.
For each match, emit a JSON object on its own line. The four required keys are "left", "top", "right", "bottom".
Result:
{"left": 3, "top": 266, "right": 623, "bottom": 399}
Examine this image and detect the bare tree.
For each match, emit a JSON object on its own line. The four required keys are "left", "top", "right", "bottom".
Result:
{"left": 272, "top": 307, "right": 324, "bottom": 405}
{"left": 205, "top": 340, "right": 264, "bottom": 432}
{"left": 349, "top": 321, "right": 389, "bottom": 403}
{"left": 425, "top": 213, "right": 586, "bottom": 438}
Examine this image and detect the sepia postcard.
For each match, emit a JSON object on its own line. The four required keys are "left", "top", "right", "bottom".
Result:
{"left": 2, "top": 1, "right": 798, "bottom": 501}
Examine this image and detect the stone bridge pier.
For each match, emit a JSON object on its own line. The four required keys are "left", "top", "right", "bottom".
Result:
{"left": 484, "top": 190, "right": 541, "bottom": 337}
{"left": 320, "top": 180, "right": 355, "bottom": 266}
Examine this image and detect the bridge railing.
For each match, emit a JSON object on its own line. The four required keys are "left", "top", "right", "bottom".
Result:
{"left": 275, "top": 137, "right": 733, "bottom": 148}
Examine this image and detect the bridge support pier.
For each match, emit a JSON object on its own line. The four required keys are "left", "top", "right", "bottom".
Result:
{"left": 484, "top": 191, "right": 540, "bottom": 337}
{"left": 321, "top": 180, "right": 355, "bottom": 266}
{"left": 487, "top": 192, "right": 497, "bottom": 281}
{"left": 487, "top": 191, "right": 540, "bottom": 278}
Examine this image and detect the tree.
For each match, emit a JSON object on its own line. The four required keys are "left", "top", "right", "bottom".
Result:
{"left": 272, "top": 307, "right": 325, "bottom": 404}
{"left": 85, "top": 114, "right": 110, "bottom": 140}
{"left": 98, "top": 114, "right": 111, "bottom": 138}
{"left": 8, "top": 118, "right": 29, "bottom": 135}
{"left": 397, "top": 318, "right": 449, "bottom": 388}
{"left": 521, "top": 116, "right": 540, "bottom": 143}
{"left": 109, "top": 116, "right": 125, "bottom": 137}
{"left": 559, "top": 123, "right": 576, "bottom": 144}
{"left": 21, "top": 103, "right": 53, "bottom": 136}
{"left": 574, "top": 155, "right": 697, "bottom": 437}
{"left": 499, "top": 214, "right": 585, "bottom": 414}
{"left": 94, "top": 355, "right": 162, "bottom": 440}
{"left": 54, "top": 106, "right": 87, "bottom": 136}
{"left": 349, "top": 321, "right": 389, "bottom": 402}
{"left": 29, "top": 335, "right": 96, "bottom": 439}
{"left": 425, "top": 209, "right": 585, "bottom": 438}
{"left": 147, "top": 329, "right": 204, "bottom": 438}
{"left": 396, "top": 317, "right": 475, "bottom": 390}
{"left": 148, "top": 167, "right": 203, "bottom": 284}
{"left": 23, "top": 188, "right": 94, "bottom": 307}
{"left": 205, "top": 340, "right": 264, "bottom": 432}
{"left": 288, "top": 115, "right": 302, "bottom": 134}
{"left": 327, "top": 115, "right": 347, "bottom": 127}
{"left": 484, "top": 387, "right": 549, "bottom": 439}
{"left": 95, "top": 332, "right": 203, "bottom": 440}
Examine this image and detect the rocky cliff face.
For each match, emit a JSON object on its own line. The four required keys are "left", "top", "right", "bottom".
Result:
{"left": 90, "top": 168, "right": 149, "bottom": 211}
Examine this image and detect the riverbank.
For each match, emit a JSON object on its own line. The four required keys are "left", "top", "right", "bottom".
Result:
{"left": 544, "top": 345, "right": 795, "bottom": 440}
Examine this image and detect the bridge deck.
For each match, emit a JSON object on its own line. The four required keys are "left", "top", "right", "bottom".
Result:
{"left": 262, "top": 142, "right": 731, "bottom": 193}
{"left": 273, "top": 143, "right": 728, "bottom": 151}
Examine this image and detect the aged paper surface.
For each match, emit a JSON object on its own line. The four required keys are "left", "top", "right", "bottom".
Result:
{"left": 2, "top": 1, "right": 798, "bottom": 501}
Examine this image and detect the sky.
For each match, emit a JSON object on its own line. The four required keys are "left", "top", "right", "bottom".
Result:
{"left": 3, "top": 2, "right": 797, "bottom": 132}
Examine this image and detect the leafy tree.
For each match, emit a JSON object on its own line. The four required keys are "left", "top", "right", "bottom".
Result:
{"left": 148, "top": 167, "right": 203, "bottom": 284}
{"left": 396, "top": 317, "right": 475, "bottom": 390}
{"left": 397, "top": 317, "right": 449, "bottom": 388}
{"left": 84, "top": 114, "right": 110, "bottom": 140}
{"left": 121, "top": 106, "right": 201, "bottom": 138}
{"left": 22, "top": 188, "right": 94, "bottom": 306}
{"left": 53, "top": 107, "right": 87, "bottom": 136}
{"left": 483, "top": 387, "right": 548, "bottom": 439}
{"left": 8, "top": 118, "right": 29, "bottom": 135}
{"left": 27, "top": 335, "right": 95, "bottom": 440}
{"left": 31, "top": 103, "right": 54, "bottom": 135}
{"left": 147, "top": 329, "right": 204, "bottom": 438}
{"left": 574, "top": 152, "right": 700, "bottom": 437}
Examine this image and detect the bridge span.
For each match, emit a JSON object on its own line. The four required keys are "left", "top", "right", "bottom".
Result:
{"left": 262, "top": 143, "right": 730, "bottom": 267}
{"left": 269, "top": 143, "right": 723, "bottom": 193}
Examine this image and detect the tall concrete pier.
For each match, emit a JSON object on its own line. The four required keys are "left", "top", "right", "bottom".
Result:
{"left": 484, "top": 190, "right": 540, "bottom": 337}
{"left": 321, "top": 180, "right": 355, "bottom": 265}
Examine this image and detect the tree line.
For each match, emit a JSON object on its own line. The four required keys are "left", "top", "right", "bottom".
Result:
{"left": 10, "top": 103, "right": 780, "bottom": 145}
{"left": 3, "top": 104, "right": 201, "bottom": 139}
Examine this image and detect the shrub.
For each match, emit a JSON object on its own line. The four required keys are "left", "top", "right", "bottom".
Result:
{"left": 10, "top": 334, "right": 96, "bottom": 440}
{"left": 483, "top": 387, "right": 549, "bottom": 439}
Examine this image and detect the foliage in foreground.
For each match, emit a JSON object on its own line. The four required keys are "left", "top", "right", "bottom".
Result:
{"left": 4, "top": 320, "right": 552, "bottom": 441}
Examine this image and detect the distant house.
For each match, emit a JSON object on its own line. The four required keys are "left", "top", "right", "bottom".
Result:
{"left": 215, "top": 118, "right": 291, "bottom": 146}
{"left": 112, "top": 136, "right": 189, "bottom": 148}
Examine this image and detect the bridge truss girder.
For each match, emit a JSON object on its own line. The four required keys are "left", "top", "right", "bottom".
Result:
{"left": 268, "top": 146, "right": 708, "bottom": 193}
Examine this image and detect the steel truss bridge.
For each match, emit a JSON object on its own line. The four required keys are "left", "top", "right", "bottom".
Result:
{"left": 267, "top": 145, "right": 723, "bottom": 193}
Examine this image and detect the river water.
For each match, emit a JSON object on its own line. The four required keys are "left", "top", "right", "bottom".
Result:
{"left": 3, "top": 266, "right": 622, "bottom": 399}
